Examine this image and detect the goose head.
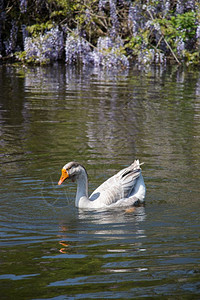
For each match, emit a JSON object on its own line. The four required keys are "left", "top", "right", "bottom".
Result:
{"left": 58, "top": 162, "right": 87, "bottom": 185}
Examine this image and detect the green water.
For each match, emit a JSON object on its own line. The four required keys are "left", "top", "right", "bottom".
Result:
{"left": 0, "top": 64, "right": 199, "bottom": 299}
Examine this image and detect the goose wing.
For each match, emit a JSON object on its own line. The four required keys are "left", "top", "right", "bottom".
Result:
{"left": 89, "top": 160, "right": 142, "bottom": 206}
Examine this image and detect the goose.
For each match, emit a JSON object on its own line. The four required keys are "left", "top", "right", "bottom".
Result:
{"left": 58, "top": 160, "right": 146, "bottom": 209}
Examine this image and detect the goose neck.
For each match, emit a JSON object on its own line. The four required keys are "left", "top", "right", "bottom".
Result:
{"left": 75, "top": 172, "right": 89, "bottom": 207}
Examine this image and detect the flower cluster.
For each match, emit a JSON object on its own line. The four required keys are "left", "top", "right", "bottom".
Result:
{"left": 128, "top": 4, "right": 140, "bottom": 37}
{"left": 94, "top": 36, "right": 129, "bottom": 68}
{"left": 109, "top": 0, "right": 119, "bottom": 38}
{"left": 65, "top": 34, "right": 129, "bottom": 69}
{"left": 65, "top": 34, "right": 94, "bottom": 65}
{"left": 20, "top": 0, "right": 28, "bottom": 13}
{"left": 196, "top": 25, "right": 200, "bottom": 40}
{"left": 24, "top": 27, "right": 64, "bottom": 63}
{"left": 4, "top": 21, "right": 18, "bottom": 55}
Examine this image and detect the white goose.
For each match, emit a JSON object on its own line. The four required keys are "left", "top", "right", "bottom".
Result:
{"left": 58, "top": 160, "right": 146, "bottom": 209}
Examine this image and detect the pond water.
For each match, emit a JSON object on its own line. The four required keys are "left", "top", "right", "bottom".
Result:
{"left": 0, "top": 64, "right": 200, "bottom": 299}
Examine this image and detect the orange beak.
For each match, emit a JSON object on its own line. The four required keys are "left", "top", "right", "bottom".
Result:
{"left": 58, "top": 169, "right": 69, "bottom": 185}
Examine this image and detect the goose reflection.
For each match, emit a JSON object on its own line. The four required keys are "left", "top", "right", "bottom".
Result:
{"left": 57, "top": 206, "right": 146, "bottom": 254}
{"left": 77, "top": 206, "right": 146, "bottom": 238}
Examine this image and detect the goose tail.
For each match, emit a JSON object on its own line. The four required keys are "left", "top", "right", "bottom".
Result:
{"left": 132, "top": 159, "right": 144, "bottom": 170}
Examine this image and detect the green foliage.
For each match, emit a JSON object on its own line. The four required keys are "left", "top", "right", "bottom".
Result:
{"left": 27, "top": 22, "right": 54, "bottom": 36}
{"left": 15, "top": 50, "right": 50, "bottom": 65}
{"left": 125, "top": 36, "right": 143, "bottom": 56}
{"left": 149, "top": 11, "right": 198, "bottom": 63}
{"left": 15, "top": 51, "right": 27, "bottom": 62}
{"left": 157, "top": 18, "right": 177, "bottom": 39}
{"left": 155, "top": 11, "right": 197, "bottom": 45}
{"left": 183, "top": 50, "right": 200, "bottom": 65}
{"left": 171, "top": 12, "right": 197, "bottom": 40}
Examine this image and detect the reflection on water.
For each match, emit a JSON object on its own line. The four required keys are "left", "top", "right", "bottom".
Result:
{"left": 77, "top": 207, "right": 146, "bottom": 237}
{"left": 0, "top": 64, "right": 200, "bottom": 299}
{"left": 57, "top": 207, "right": 146, "bottom": 255}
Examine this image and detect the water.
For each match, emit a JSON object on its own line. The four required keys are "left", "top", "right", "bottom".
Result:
{"left": 0, "top": 64, "right": 200, "bottom": 299}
